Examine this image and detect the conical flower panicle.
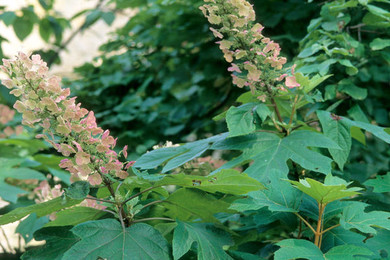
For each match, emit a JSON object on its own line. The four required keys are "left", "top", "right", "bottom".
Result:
{"left": 1, "top": 52, "right": 130, "bottom": 185}
{"left": 200, "top": 0, "right": 300, "bottom": 101}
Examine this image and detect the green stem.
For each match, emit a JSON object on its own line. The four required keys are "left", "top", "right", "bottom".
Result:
{"left": 321, "top": 224, "right": 340, "bottom": 235}
{"left": 294, "top": 212, "right": 316, "bottom": 234}
{"left": 314, "top": 203, "right": 325, "bottom": 247}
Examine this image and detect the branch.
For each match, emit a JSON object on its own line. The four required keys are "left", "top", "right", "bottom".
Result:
{"left": 294, "top": 213, "right": 316, "bottom": 234}
{"left": 321, "top": 224, "right": 341, "bottom": 235}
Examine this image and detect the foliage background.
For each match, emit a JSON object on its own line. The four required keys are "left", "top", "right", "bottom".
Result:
{"left": 0, "top": 0, "right": 389, "bottom": 258}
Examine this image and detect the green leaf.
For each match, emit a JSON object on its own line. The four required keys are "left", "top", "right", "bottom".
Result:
{"left": 0, "top": 158, "right": 45, "bottom": 203}
{"left": 21, "top": 226, "right": 79, "bottom": 260}
{"left": 275, "top": 239, "right": 372, "bottom": 260}
{"left": 212, "top": 130, "right": 339, "bottom": 180}
{"left": 364, "top": 229, "right": 390, "bottom": 258}
{"left": 154, "top": 169, "right": 264, "bottom": 195}
{"left": 48, "top": 168, "right": 71, "bottom": 185}
{"left": 364, "top": 172, "right": 390, "bottom": 192}
{"left": 301, "top": 73, "right": 333, "bottom": 94}
{"left": 226, "top": 103, "right": 257, "bottom": 137}
{"left": 0, "top": 182, "right": 28, "bottom": 203}
{"left": 173, "top": 220, "right": 233, "bottom": 260}
{"left": 64, "top": 181, "right": 90, "bottom": 200}
{"left": 230, "top": 176, "right": 302, "bottom": 212}
{"left": 340, "top": 203, "right": 390, "bottom": 234}
{"left": 63, "top": 219, "right": 170, "bottom": 260}
{"left": 164, "top": 188, "right": 233, "bottom": 222}
{"left": 39, "top": 18, "right": 52, "bottom": 42}
{"left": 13, "top": 15, "right": 34, "bottom": 41}
{"left": 255, "top": 103, "right": 272, "bottom": 122}
{"left": 288, "top": 176, "right": 361, "bottom": 205}
{"left": 274, "top": 239, "right": 324, "bottom": 260}
{"left": 16, "top": 213, "right": 49, "bottom": 243}
{"left": 324, "top": 245, "right": 373, "bottom": 259}
{"left": 321, "top": 227, "right": 366, "bottom": 252}
{"left": 0, "top": 167, "right": 46, "bottom": 180}
{"left": 82, "top": 10, "right": 102, "bottom": 29}
{"left": 0, "top": 196, "right": 83, "bottom": 225}
{"left": 342, "top": 116, "right": 390, "bottom": 144}
{"left": 44, "top": 207, "right": 106, "bottom": 227}
{"left": 0, "top": 11, "right": 16, "bottom": 26}
{"left": 370, "top": 38, "right": 390, "bottom": 50}
{"left": 134, "top": 134, "right": 227, "bottom": 172}
{"left": 317, "top": 110, "right": 351, "bottom": 170}
{"left": 338, "top": 79, "right": 366, "bottom": 99}
{"left": 102, "top": 11, "right": 115, "bottom": 25}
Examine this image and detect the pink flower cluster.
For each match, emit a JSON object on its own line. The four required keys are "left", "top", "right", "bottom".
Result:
{"left": 200, "top": 0, "right": 300, "bottom": 99}
{"left": 1, "top": 52, "right": 130, "bottom": 185}
{"left": 0, "top": 104, "right": 23, "bottom": 138}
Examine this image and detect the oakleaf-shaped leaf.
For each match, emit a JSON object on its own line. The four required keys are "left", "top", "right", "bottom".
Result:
{"left": 340, "top": 203, "right": 390, "bottom": 234}
{"left": 288, "top": 177, "right": 361, "bottom": 205}
{"left": 164, "top": 188, "right": 233, "bottom": 222}
{"left": 154, "top": 169, "right": 264, "bottom": 195}
{"left": 212, "top": 130, "right": 339, "bottom": 180}
{"left": 317, "top": 110, "right": 351, "bottom": 170}
{"left": 62, "top": 219, "right": 170, "bottom": 260}
{"left": 364, "top": 172, "right": 390, "bottom": 192}
{"left": 230, "top": 176, "right": 302, "bottom": 213}
{"left": 173, "top": 220, "right": 233, "bottom": 260}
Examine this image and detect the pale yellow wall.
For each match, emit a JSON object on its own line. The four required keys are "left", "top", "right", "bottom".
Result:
{"left": 0, "top": 0, "right": 132, "bottom": 76}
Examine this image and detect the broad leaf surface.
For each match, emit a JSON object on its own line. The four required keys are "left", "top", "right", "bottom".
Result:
{"left": 317, "top": 110, "right": 351, "bottom": 170}
{"left": 154, "top": 169, "right": 264, "bottom": 195}
{"left": 226, "top": 103, "right": 257, "bottom": 137}
{"left": 364, "top": 172, "right": 390, "bottom": 192}
{"left": 16, "top": 213, "right": 49, "bottom": 243}
{"left": 230, "top": 176, "right": 302, "bottom": 212}
{"left": 212, "top": 130, "right": 339, "bottom": 180}
{"left": 65, "top": 181, "right": 90, "bottom": 200}
{"left": 274, "top": 239, "right": 323, "bottom": 260}
{"left": 172, "top": 220, "right": 233, "bottom": 260}
{"left": 321, "top": 227, "right": 366, "bottom": 253}
{"left": 164, "top": 188, "right": 233, "bottom": 222}
{"left": 0, "top": 196, "right": 83, "bottom": 225}
{"left": 340, "top": 203, "right": 390, "bottom": 234}
{"left": 134, "top": 134, "right": 227, "bottom": 172}
{"left": 63, "top": 219, "right": 170, "bottom": 260}
{"left": 275, "top": 239, "right": 372, "bottom": 260}
{"left": 288, "top": 177, "right": 361, "bottom": 204}
{"left": 44, "top": 207, "right": 106, "bottom": 227}
{"left": 0, "top": 157, "right": 45, "bottom": 203}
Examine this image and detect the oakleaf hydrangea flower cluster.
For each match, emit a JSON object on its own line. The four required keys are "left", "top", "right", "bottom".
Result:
{"left": 200, "top": 0, "right": 300, "bottom": 101}
{"left": 1, "top": 52, "right": 130, "bottom": 186}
